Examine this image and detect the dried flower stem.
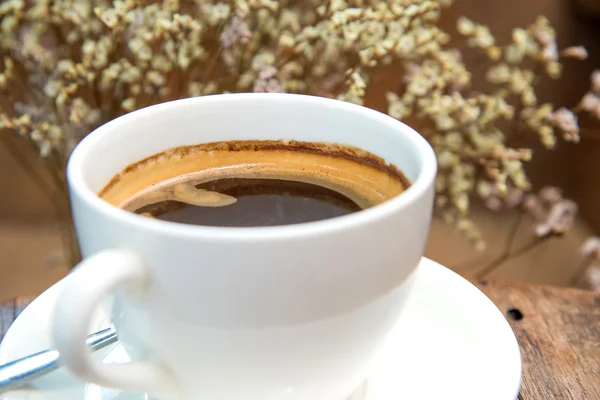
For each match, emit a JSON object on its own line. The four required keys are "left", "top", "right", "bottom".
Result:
{"left": 475, "top": 236, "right": 547, "bottom": 279}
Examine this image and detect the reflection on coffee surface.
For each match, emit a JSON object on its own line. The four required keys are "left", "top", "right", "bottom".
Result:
{"left": 99, "top": 140, "right": 410, "bottom": 227}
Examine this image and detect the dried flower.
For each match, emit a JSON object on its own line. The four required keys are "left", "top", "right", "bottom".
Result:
{"left": 0, "top": 0, "right": 597, "bottom": 252}
{"left": 534, "top": 199, "right": 577, "bottom": 237}
{"left": 585, "top": 265, "right": 600, "bottom": 291}
{"left": 521, "top": 187, "right": 578, "bottom": 238}
{"left": 253, "top": 65, "right": 282, "bottom": 93}
{"left": 549, "top": 108, "right": 579, "bottom": 143}
{"left": 538, "top": 186, "right": 563, "bottom": 205}
{"left": 581, "top": 237, "right": 600, "bottom": 258}
{"left": 579, "top": 93, "right": 600, "bottom": 112}
{"left": 522, "top": 194, "right": 546, "bottom": 220}
{"left": 221, "top": 17, "right": 252, "bottom": 48}
{"left": 560, "top": 46, "right": 588, "bottom": 60}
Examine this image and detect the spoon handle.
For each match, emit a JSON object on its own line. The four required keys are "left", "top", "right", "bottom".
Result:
{"left": 0, "top": 326, "right": 117, "bottom": 392}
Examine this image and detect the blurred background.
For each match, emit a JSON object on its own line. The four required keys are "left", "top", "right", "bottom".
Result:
{"left": 1, "top": 0, "right": 600, "bottom": 303}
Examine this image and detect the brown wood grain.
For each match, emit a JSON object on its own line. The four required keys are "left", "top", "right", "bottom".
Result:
{"left": 1, "top": 284, "right": 599, "bottom": 399}
{"left": 475, "top": 281, "right": 600, "bottom": 400}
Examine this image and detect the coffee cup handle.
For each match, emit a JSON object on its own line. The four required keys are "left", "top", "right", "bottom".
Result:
{"left": 52, "top": 249, "right": 178, "bottom": 399}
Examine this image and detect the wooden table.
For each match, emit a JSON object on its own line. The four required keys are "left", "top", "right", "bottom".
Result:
{"left": 473, "top": 281, "right": 600, "bottom": 399}
{"left": 1, "top": 282, "right": 599, "bottom": 399}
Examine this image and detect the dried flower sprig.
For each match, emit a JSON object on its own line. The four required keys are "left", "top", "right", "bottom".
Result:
{"left": 387, "top": 14, "right": 599, "bottom": 250}
{"left": 584, "top": 265, "right": 600, "bottom": 292}
{"left": 471, "top": 186, "right": 579, "bottom": 279}
{"left": 0, "top": 0, "right": 460, "bottom": 165}
{"left": 0, "top": 1, "right": 598, "bottom": 268}
{"left": 578, "top": 237, "right": 600, "bottom": 291}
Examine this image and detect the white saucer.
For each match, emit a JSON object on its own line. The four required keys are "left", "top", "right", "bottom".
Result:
{"left": 0, "top": 258, "right": 521, "bottom": 400}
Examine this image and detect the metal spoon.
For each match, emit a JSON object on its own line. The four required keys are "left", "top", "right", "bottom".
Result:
{"left": 0, "top": 326, "right": 117, "bottom": 392}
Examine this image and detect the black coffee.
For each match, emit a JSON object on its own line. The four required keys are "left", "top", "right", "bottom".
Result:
{"left": 99, "top": 140, "right": 410, "bottom": 227}
{"left": 134, "top": 178, "right": 362, "bottom": 227}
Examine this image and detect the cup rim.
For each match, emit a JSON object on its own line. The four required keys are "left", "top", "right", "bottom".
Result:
{"left": 68, "top": 93, "right": 437, "bottom": 240}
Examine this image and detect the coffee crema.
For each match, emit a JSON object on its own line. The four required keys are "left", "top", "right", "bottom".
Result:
{"left": 99, "top": 140, "right": 410, "bottom": 227}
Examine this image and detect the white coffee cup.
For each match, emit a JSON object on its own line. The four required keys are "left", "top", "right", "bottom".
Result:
{"left": 52, "top": 94, "right": 436, "bottom": 400}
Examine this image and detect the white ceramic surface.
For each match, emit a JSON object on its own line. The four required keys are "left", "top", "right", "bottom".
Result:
{"left": 54, "top": 94, "right": 437, "bottom": 399}
{"left": 0, "top": 258, "right": 521, "bottom": 400}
